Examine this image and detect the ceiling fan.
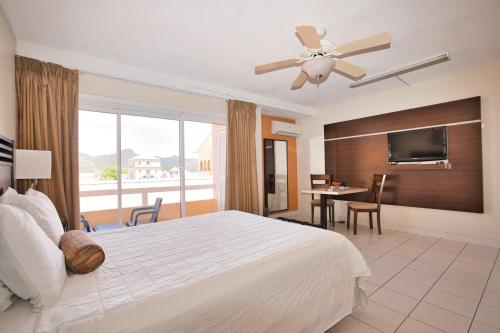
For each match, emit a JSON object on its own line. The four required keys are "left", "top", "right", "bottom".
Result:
{"left": 255, "top": 26, "right": 392, "bottom": 90}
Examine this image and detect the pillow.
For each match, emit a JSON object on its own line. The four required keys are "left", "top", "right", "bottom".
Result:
{"left": 60, "top": 230, "right": 105, "bottom": 274}
{"left": 0, "top": 188, "right": 64, "bottom": 245}
{"left": 0, "top": 204, "right": 66, "bottom": 309}
{"left": 0, "top": 281, "right": 14, "bottom": 312}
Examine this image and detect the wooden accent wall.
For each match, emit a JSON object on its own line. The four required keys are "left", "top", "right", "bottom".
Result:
{"left": 261, "top": 115, "right": 298, "bottom": 211}
{"left": 324, "top": 97, "right": 483, "bottom": 213}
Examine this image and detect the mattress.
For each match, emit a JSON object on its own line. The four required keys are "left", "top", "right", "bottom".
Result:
{"left": 0, "top": 210, "right": 370, "bottom": 333}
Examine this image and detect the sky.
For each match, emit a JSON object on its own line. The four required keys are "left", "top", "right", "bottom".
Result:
{"left": 79, "top": 111, "right": 215, "bottom": 158}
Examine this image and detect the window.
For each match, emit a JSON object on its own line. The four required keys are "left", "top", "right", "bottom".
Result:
{"left": 79, "top": 108, "right": 226, "bottom": 226}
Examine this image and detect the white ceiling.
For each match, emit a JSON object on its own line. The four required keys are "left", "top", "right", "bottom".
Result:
{"left": 2, "top": 0, "right": 500, "bottom": 113}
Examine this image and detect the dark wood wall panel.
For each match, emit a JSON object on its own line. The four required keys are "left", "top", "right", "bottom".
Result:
{"left": 325, "top": 97, "right": 481, "bottom": 139}
{"left": 324, "top": 97, "right": 483, "bottom": 213}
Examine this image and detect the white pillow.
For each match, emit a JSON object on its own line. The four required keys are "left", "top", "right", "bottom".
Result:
{"left": 0, "top": 281, "right": 14, "bottom": 312}
{"left": 0, "top": 188, "right": 64, "bottom": 245}
{"left": 0, "top": 204, "right": 67, "bottom": 309}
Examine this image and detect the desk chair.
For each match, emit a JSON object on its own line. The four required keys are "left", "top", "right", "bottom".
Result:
{"left": 347, "top": 174, "right": 386, "bottom": 235}
{"left": 310, "top": 174, "right": 335, "bottom": 227}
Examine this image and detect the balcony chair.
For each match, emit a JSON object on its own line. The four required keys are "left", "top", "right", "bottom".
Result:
{"left": 85, "top": 197, "right": 163, "bottom": 232}
{"left": 347, "top": 174, "right": 387, "bottom": 235}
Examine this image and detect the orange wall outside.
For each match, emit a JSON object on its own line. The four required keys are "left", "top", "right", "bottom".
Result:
{"left": 82, "top": 199, "right": 217, "bottom": 227}
{"left": 261, "top": 115, "right": 298, "bottom": 212}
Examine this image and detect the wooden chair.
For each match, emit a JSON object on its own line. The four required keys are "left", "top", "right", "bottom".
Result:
{"left": 347, "top": 174, "right": 386, "bottom": 235}
{"left": 310, "top": 174, "right": 335, "bottom": 227}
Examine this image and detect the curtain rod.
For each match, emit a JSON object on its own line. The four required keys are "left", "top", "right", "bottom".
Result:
{"left": 79, "top": 70, "right": 247, "bottom": 102}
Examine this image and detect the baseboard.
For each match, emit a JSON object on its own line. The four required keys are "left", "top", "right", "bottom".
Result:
{"left": 275, "top": 211, "right": 500, "bottom": 248}
{"left": 341, "top": 215, "right": 500, "bottom": 248}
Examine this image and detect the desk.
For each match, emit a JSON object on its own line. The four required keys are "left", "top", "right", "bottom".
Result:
{"left": 301, "top": 188, "right": 369, "bottom": 229}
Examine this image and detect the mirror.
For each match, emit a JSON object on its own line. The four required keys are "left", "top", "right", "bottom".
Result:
{"left": 264, "top": 139, "right": 288, "bottom": 212}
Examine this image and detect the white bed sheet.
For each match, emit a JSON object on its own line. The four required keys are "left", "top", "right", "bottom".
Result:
{"left": 0, "top": 210, "right": 370, "bottom": 333}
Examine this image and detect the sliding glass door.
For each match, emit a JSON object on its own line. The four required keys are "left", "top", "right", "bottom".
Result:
{"left": 79, "top": 109, "right": 226, "bottom": 227}
{"left": 184, "top": 121, "right": 226, "bottom": 216}
{"left": 121, "top": 115, "right": 181, "bottom": 221}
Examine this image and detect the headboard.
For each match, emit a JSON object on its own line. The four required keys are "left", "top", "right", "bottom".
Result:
{"left": 0, "top": 135, "right": 14, "bottom": 195}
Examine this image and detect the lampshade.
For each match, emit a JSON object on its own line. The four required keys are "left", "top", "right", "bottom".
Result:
{"left": 301, "top": 57, "right": 335, "bottom": 82}
{"left": 15, "top": 149, "right": 52, "bottom": 180}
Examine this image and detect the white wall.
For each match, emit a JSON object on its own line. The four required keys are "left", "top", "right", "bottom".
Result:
{"left": 0, "top": 6, "right": 16, "bottom": 139}
{"left": 297, "top": 60, "right": 500, "bottom": 246}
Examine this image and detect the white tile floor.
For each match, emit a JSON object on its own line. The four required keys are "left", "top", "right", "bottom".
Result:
{"left": 322, "top": 222, "right": 500, "bottom": 333}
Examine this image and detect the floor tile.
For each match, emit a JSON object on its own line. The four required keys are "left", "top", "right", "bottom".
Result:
{"left": 396, "top": 268, "right": 440, "bottom": 288}
{"left": 431, "top": 239, "right": 466, "bottom": 254}
{"left": 389, "top": 248, "right": 420, "bottom": 260}
{"left": 370, "top": 259, "right": 405, "bottom": 276}
{"left": 450, "top": 261, "right": 492, "bottom": 278}
{"left": 399, "top": 243, "right": 432, "bottom": 253}
{"left": 475, "top": 304, "right": 500, "bottom": 329}
{"left": 418, "top": 254, "right": 454, "bottom": 267}
{"left": 482, "top": 290, "right": 500, "bottom": 309}
{"left": 370, "top": 287, "right": 419, "bottom": 315}
{"left": 424, "top": 288, "right": 478, "bottom": 318}
{"left": 385, "top": 277, "right": 430, "bottom": 299}
{"left": 407, "top": 260, "right": 446, "bottom": 276}
{"left": 396, "top": 318, "right": 444, "bottom": 333}
{"left": 456, "top": 254, "right": 496, "bottom": 268}
{"left": 486, "top": 270, "right": 500, "bottom": 293}
{"left": 362, "top": 281, "right": 381, "bottom": 296}
{"left": 463, "top": 244, "right": 499, "bottom": 256}
{"left": 352, "top": 302, "right": 406, "bottom": 333}
{"left": 434, "top": 278, "right": 483, "bottom": 302}
{"left": 330, "top": 316, "right": 382, "bottom": 333}
{"left": 424, "top": 248, "right": 459, "bottom": 260}
{"left": 442, "top": 268, "right": 488, "bottom": 289}
{"left": 494, "top": 260, "right": 500, "bottom": 272}
{"left": 378, "top": 253, "right": 413, "bottom": 267}
{"left": 410, "top": 302, "right": 471, "bottom": 333}
{"left": 368, "top": 270, "right": 392, "bottom": 286}
{"left": 469, "top": 320, "right": 500, "bottom": 333}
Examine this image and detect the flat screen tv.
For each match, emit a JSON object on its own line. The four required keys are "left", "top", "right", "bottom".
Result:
{"left": 388, "top": 126, "right": 448, "bottom": 163}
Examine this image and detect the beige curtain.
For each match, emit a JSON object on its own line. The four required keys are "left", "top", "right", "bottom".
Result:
{"left": 225, "top": 100, "right": 259, "bottom": 214}
{"left": 15, "top": 56, "right": 80, "bottom": 230}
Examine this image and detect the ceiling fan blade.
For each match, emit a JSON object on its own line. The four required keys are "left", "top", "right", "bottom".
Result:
{"left": 333, "top": 60, "right": 366, "bottom": 80}
{"left": 295, "top": 25, "right": 322, "bottom": 49}
{"left": 335, "top": 32, "right": 392, "bottom": 57}
{"left": 291, "top": 71, "right": 308, "bottom": 90}
{"left": 255, "top": 59, "right": 299, "bottom": 74}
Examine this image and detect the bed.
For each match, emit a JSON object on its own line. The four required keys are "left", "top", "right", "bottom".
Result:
{"left": 0, "top": 139, "right": 370, "bottom": 333}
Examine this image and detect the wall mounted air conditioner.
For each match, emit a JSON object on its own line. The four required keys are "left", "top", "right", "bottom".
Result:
{"left": 271, "top": 121, "right": 302, "bottom": 137}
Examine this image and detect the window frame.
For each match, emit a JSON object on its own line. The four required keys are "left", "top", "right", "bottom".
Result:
{"left": 79, "top": 94, "right": 226, "bottom": 220}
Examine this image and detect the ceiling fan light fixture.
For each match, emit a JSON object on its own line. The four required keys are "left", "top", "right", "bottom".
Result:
{"left": 301, "top": 57, "right": 334, "bottom": 81}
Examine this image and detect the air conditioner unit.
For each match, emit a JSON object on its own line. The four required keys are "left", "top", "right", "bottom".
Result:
{"left": 271, "top": 121, "right": 302, "bottom": 137}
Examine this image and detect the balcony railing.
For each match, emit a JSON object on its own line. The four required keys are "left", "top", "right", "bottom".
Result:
{"left": 80, "top": 178, "right": 223, "bottom": 226}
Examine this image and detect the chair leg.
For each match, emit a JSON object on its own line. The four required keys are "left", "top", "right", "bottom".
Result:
{"left": 329, "top": 205, "right": 333, "bottom": 223}
{"left": 377, "top": 210, "right": 382, "bottom": 235}
{"left": 332, "top": 204, "right": 335, "bottom": 229}
{"left": 311, "top": 205, "right": 314, "bottom": 224}
{"left": 347, "top": 207, "right": 351, "bottom": 229}
{"left": 369, "top": 212, "right": 373, "bottom": 229}
{"left": 354, "top": 211, "right": 358, "bottom": 235}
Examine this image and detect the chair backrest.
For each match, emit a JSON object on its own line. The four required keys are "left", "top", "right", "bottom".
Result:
{"left": 370, "top": 174, "right": 387, "bottom": 208}
{"left": 150, "top": 197, "right": 163, "bottom": 222}
{"left": 310, "top": 174, "right": 332, "bottom": 199}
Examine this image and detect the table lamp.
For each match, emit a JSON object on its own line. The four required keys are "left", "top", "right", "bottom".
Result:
{"left": 15, "top": 149, "right": 52, "bottom": 189}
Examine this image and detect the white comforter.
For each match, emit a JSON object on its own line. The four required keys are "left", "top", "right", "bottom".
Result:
{"left": 5, "top": 211, "right": 370, "bottom": 333}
